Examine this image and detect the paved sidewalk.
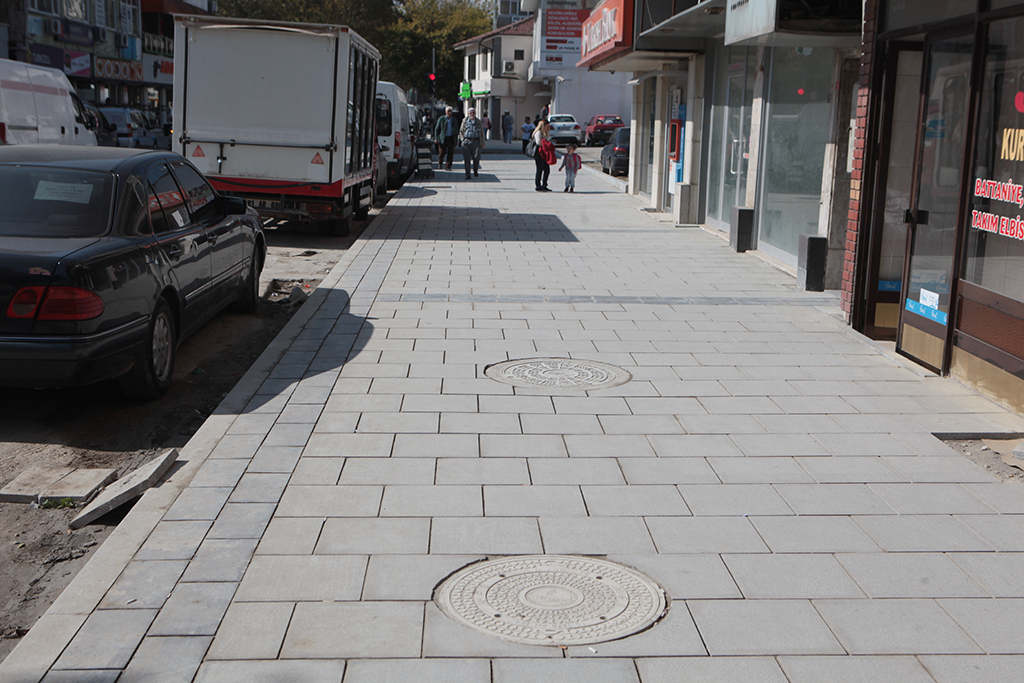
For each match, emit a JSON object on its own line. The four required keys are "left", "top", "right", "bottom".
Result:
{"left": 6, "top": 155, "right": 1024, "bottom": 683}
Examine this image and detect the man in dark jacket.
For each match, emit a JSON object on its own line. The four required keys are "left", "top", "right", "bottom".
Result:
{"left": 433, "top": 106, "right": 457, "bottom": 170}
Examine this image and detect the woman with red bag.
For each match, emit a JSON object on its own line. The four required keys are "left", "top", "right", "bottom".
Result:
{"left": 532, "top": 118, "right": 555, "bottom": 192}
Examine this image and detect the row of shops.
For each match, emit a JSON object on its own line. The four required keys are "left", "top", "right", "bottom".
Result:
{"left": 543, "top": 0, "right": 1024, "bottom": 413}
{"left": 1, "top": 0, "right": 212, "bottom": 125}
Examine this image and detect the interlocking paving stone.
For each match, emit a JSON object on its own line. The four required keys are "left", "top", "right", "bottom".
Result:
{"left": 194, "top": 660, "right": 345, "bottom": 682}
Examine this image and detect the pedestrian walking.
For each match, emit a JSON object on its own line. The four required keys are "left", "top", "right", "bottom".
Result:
{"left": 521, "top": 116, "right": 535, "bottom": 154}
{"left": 559, "top": 142, "right": 582, "bottom": 193}
{"left": 532, "top": 118, "right": 554, "bottom": 192}
{"left": 460, "top": 107, "right": 484, "bottom": 179}
{"left": 480, "top": 112, "right": 491, "bottom": 140}
{"left": 502, "top": 110, "right": 514, "bottom": 144}
{"left": 434, "top": 106, "right": 457, "bottom": 171}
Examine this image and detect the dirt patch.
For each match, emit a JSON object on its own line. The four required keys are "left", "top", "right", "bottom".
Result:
{"left": 0, "top": 196, "right": 386, "bottom": 661}
{"left": 944, "top": 438, "right": 1024, "bottom": 483}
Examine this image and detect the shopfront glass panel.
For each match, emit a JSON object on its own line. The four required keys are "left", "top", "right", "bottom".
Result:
{"left": 885, "top": 0, "right": 976, "bottom": 31}
{"left": 706, "top": 44, "right": 755, "bottom": 228}
{"left": 758, "top": 46, "right": 834, "bottom": 260}
{"left": 963, "top": 16, "right": 1024, "bottom": 302}
{"left": 638, "top": 79, "right": 656, "bottom": 196}
{"left": 903, "top": 35, "right": 973, "bottom": 328}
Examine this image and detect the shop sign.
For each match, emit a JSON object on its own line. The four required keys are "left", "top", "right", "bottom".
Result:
{"left": 542, "top": 0, "right": 589, "bottom": 68}
{"left": 65, "top": 50, "right": 91, "bottom": 77}
{"left": 459, "top": 82, "right": 473, "bottom": 99}
{"left": 94, "top": 56, "right": 144, "bottom": 82}
{"left": 725, "top": 0, "right": 777, "bottom": 46}
{"left": 578, "top": 0, "right": 633, "bottom": 67}
{"left": 63, "top": 21, "right": 94, "bottom": 46}
{"left": 143, "top": 54, "right": 173, "bottom": 85}
{"left": 28, "top": 43, "right": 64, "bottom": 70}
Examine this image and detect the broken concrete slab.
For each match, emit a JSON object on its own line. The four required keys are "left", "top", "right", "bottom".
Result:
{"left": 70, "top": 449, "right": 180, "bottom": 530}
{"left": 40, "top": 469, "right": 118, "bottom": 505}
{"left": 0, "top": 467, "right": 74, "bottom": 504}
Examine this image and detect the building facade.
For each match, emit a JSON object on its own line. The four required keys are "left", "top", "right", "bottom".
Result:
{"left": 2, "top": 0, "right": 212, "bottom": 126}
{"left": 846, "top": 0, "right": 1024, "bottom": 413}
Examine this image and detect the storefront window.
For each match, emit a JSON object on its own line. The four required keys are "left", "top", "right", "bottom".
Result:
{"left": 885, "top": 0, "right": 976, "bottom": 31}
{"left": 637, "top": 78, "right": 656, "bottom": 196}
{"left": 758, "top": 46, "right": 834, "bottom": 260}
{"left": 962, "top": 16, "right": 1024, "bottom": 303}
{"left": 706, "top": 44, "right": 756, "bottom": 229}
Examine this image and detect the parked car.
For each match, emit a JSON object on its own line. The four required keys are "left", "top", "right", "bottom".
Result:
{"left": 84, "top": 104, "right": 118, "bottom": 147}
{"left": 548, "top": 114, "right": 584, "bottom": 146}
{"left": 98, "top": 107, "right": 156, "bottom": 148}
{"left": 376, "top": 82, "right": 415, "bottom": 190}
{"left": 0, "top": 57, "right": 97, "bottom": 146}
{"left": 0, "top": 146, "right": 266, "bottom": 400}
{"left": 601, "top": 127, "right": 630, "bottom": 176}
{"left": 585, "top": 115, "right": 625, "bottom": 146}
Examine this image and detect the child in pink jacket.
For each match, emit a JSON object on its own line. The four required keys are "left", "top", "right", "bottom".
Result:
{"left": 559, "top": 143, "right": 582, "bottom": 193}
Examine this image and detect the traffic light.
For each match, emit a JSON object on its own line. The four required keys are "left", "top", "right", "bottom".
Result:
{"left": 428, "top": 72, "right": 436, "bottom": 95}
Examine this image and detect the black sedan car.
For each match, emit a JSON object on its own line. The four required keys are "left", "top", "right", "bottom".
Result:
{"left": 601, "top": 127, "right": 630, "bottom": 177}
{"left": 0, "top": 146, "right": 265, "bottom": 399}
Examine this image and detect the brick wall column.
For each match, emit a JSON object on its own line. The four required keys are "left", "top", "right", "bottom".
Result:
{"left": 842, "top": 0, "right": 878, "bottom": 321}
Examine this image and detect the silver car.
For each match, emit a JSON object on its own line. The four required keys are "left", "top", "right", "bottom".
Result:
{"left": 548, "top": 114, "right": 584, "bottom": 146}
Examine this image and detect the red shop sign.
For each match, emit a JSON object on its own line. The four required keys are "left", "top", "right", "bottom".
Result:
{"left": 578, "top": 0, "right": 633, "bottom": 68}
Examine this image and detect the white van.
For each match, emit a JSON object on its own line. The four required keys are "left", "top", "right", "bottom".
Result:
{"left": 375, "top": 81, "right": 414, "bottom": 189}
{"left": 0, "top": 58, "right": 97, "bottom": 145}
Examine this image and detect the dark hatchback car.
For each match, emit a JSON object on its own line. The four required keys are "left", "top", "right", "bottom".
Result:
{"left": 601, "top": 127, "right": 630, "bottom": 176}
{"left": 0, "top": 146, "right": 266, "bottom": 399}
{"left": 584, "top": 115, "right": 624, "bottom": 146}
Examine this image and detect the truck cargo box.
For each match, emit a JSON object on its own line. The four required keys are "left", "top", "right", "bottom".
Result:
{"left": 173, "top": 16, "right": 380, "bottom": 234}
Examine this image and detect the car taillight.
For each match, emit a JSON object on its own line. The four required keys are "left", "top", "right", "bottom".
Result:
{"left": 0, "top": 122, "right": 6, "bottom": 144}
{"left": 614, "top": 146, "right": 627, "bottom": 154}
{"left": 574, "top": 125, "right": 580, "bottom": 130}
{"left": 394, "top": 131, "right": 401, "bottom": 159}
{"left": 5, "top": 286, "right": 104, "bottom": 321}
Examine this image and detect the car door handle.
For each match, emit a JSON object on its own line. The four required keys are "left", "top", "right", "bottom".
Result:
{"left": 168, "top": 244, "right": 183, "bottom": 258}
{"left": 208, "top": 232, "right": 218, "bottom": 245}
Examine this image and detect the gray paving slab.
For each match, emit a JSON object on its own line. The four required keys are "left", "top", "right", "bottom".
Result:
{"left": 647, "top": 516, "right": 769, "bottom": 553}
{"left": 206, "top": 601, "right": 294, "bottom": 660}
{"left": 234, "top": 555, "right": 367, "bottom": 601}
{"left": 937, "top": 599, "right": 1024, "bottom": 653}
{"left": 52, "top": 609, "right": 157, "bottom": 670}
{"left": 777, "top": 655, "right": 936, "bottom": 683}
{"left": 316, "top": 517, "right": 430, "bottom": 554}
{"left": 484, "top": 485, "right": 587, "bottom": 516}
{"left": 919, "top": 655, "right": 1024, "bottom": 682}
{"left": 98, "top": 560, "right": 187, "bottom": 610}
{"left": 343, "top": 659, "right": 491, "bottom": 683}
{"left": 636, "top": 657, "right": 788, "bottom": 683}
{"left": 194, "top": 660, "right": 345, "bottom": 682}
{"left": 493, "top": 658, "right": 641, "bottom": 682}
{"left": 814, "top": 598, "right": 983, "bottom": 654}
{"left": 688, "top": 600, "right": 843, "bottom": 655}
{"left": 281, "top": 601, "right": 423, "bottom": 658}
{"left": 276, "top": 485, "right": 383, "bottom": 517}
{"left": 147, "top": 581, "right": 236, "bottom": 636}
{"left": 836, "top": 553, "right": 989, "bottom": 598}
{"left": 723, "top": 553, "right": 865, "bottom": 599}
{"left": 430, "top": 517, "right": 543, "bottom": 554}
{"left": 362, "top": 554, "right": 483, "bottom": 600}
{"left": 421, "top": 602, "right": 561, "bottom": 658}
{"left": 180, "top": 538, "right": 259, "bottom": 583}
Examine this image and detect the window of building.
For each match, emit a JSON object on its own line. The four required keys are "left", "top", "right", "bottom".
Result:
{"left": 468, "top": 54, "right": 477, "bottom": 79}
{"left": 120, "top": 0, "right": 138, "bottom": 35}
{"left": 96, "top": 0, "right": 117, "bottom": 29}
{"left": 514, "top": 49, "right": 525, "bottom": 60}
{"left": 500, "top": 0, "right": 521, "bottom": 14}
{"left": 29, "top": 0, "right": 59, "bottom": 15}
{"left": 757, "top": 46, "right": 835, "bottom": 260}
{"left": 884, "top": 0, "right": 975, "bottom": 32}
{"left": 962, "top": 15, "right": 1024, "bottom": 303}
{"left": 65, "top": 0, "right": 87, "bottom": 21}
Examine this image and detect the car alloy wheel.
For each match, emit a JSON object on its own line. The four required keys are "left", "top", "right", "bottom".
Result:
{"left": 151, "top": 309, "right": 173, "bottom": 383}
{"left": 118, "top": 298, "right": 176, "bottom": 400}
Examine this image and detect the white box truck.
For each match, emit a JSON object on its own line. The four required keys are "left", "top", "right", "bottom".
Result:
{"left": 173, "top": 16, "right": 380, "bottom": 235}
{"left": 0, "top": 58, "right": 97, "bottom": 146}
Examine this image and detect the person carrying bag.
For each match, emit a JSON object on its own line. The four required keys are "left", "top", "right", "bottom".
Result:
{"left": 532, "top": 118, "right": 553, "bottom": 192}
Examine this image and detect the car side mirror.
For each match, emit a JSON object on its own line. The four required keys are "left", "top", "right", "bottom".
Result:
{"left": 223, "top": 196, "right": 248, "bottom": 215}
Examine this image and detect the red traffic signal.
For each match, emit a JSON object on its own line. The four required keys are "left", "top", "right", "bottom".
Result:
{"left": 428, "top": 73, "right": 436, "bottom": 81}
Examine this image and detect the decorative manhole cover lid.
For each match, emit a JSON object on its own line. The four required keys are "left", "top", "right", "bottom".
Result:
{"left": 434, "top": 555, "right": 667, "bottom": 646}
{"left": 484, "top": 358, "right": 631, "bottom": 391}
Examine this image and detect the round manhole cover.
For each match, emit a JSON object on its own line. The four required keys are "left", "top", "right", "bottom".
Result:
{"left": 484, "top": 358, "right": 631, "bottom": 391}
{"left": 434, "top": 555, "right": 667, "bottom": 646}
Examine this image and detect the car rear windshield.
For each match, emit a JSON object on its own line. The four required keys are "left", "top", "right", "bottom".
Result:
{"left": 0, "top": 166, "right": 113, "bottom": 238}
{"left": 549, "top": 115, "right": 574, "bottom": 123}
{"left": 599, "top": 117, "right": 623, "bottom": 124}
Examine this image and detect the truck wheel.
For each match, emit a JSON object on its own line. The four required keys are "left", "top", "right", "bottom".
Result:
{"left": 118, "top": 299, "right": 176, "bottom": 400}
{"left": 317, "top": 214, "right": 350, "bottom": 237}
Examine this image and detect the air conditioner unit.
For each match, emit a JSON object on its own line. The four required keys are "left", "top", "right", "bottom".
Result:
{"left": 45, "top": 19, "right": 62, "bottom": 37}
{"left": 115, "top": 33, "right": 129, "bottom": 48}
{"left": 96, "top": 27, "right": 108, "bottom": 43}
{"left": 503, "top": 60, "right": 516, "bottom": 74}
